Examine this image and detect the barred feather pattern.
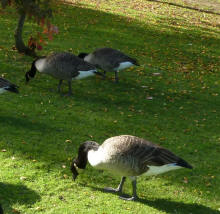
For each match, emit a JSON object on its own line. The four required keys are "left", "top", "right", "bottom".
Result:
{"left": 88, "top": 135, "right": 192, "bottom": 177}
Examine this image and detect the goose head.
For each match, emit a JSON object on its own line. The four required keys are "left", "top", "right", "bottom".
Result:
{"left": 71, "top": 141, "right": 99, "bottom": 180}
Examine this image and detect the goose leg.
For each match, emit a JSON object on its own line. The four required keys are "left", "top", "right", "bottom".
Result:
{"left": 119, "top": 177, "right": 138, "bottom": 201}
{"left": 104, "top": 176, "right": 126, "bottom": 193}
{"left": 67, "top": 80, "right": 72, "bottom": 96}
{"left": 115, "top": 71, "right": 119, "bottom": 83}
{"left": 103, "top": 71, "right": 106, "bottom": 79}
{"left": 57, "top": 79, "right": 63, "bottom": 93}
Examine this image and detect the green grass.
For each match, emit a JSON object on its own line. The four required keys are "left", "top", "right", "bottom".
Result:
{"left": 0, "top": 0, "right": 220, "bottom": 213}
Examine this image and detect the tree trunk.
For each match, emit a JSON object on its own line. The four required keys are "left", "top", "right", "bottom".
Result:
{"left": 14, "top": 12, "right": 36, "bottom": 57}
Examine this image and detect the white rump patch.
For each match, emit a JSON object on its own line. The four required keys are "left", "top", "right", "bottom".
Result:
{"left": 144, "top": 163, "right": 182, "bottom": 176}
{"left": 0, "top": 88, "right": 6, "bottom": 94}
{"left": 115, "top": 62, "right": 134, "bottom": 71}
{"left": 35, "top": 58, "right": 47, "bottom": 72}
{"left": 73, "top": 70, "right": 96, "bottom": 80}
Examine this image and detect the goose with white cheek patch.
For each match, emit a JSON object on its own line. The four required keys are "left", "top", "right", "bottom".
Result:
{"left": 78, "top": 47, "right": 139, "bottom": 83}
{"left": 71, "top": 135, "right": 193, "bottom": 201}
{"left": 25, "top": 52, "right": 103, "bottom": 95}
{"left": 0, "top": 77, "right": 19, "bottom": 94}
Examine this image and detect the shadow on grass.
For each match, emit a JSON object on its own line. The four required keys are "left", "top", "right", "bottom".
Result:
{"left": 0, "top": 182, "right": 41, "bottom": 213}
{"left": 87, "top": 186, "right": 218, "bottom": 214}
{"left": 0, "top": 115, "right": 52, "bottom": 132}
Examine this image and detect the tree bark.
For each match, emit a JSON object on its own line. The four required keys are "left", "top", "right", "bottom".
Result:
{"left": 14, "top": 12, "right": 36, "bottom": 57}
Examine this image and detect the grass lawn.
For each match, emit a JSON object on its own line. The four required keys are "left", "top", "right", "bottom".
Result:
{"left": 0, "top": 0, "right": 220, "bottom": 213}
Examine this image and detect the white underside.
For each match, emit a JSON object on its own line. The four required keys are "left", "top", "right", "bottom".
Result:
{"left": 144, "top": 164, "right": 182, "bottom": 176}
{"left": 0, "top": 88, "right": 6, "bottom": 94}
{"left": 35, "top": 58, "right": 47, "bottom": 72}
{"left": 73, "top": 70, "right": 96, "bottom": 80}
{"left": 114, "top": 62, "right": 134, "bottom": 71}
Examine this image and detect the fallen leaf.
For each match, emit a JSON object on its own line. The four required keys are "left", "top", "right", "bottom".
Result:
{"left": 20, "top": 176, "right": 27, "bottom": 180}
{"left": 12, "top": 209, "right": 20, "bottom": 213}
{"left": 63, "top": 174, "right": 68, "bottom": 179}
{"left": 183, "top": 177, "right": 188, "bottom": 184}
{"left": 152, "top": 72, "right": 161, "bottom": 76}
{"left": 146, "top": 96, "right": 153, "bottom": 100}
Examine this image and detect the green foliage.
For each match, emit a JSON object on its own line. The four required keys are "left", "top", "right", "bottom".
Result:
{"left": 0, "top": 0, "right": 220, "bottom": 213}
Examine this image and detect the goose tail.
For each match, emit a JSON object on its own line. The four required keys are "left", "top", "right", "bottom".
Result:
{"left": 177, "top": 158, "right": 193, "bottom": 169}
{"left": 134, "top": 60, "right": 140, "bottom": 66}
{"left": 5, "top": 85, "right": 19, "bottom": 93}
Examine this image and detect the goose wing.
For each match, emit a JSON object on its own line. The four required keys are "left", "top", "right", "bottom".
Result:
{"left": 102, "top": 135, "right": 192, "bottom": 173}
{"left": 46, "top": 53, "right": 94, "bottom": 79}
{"left": 94, "top": 48, "right": 139, "bottom": 67}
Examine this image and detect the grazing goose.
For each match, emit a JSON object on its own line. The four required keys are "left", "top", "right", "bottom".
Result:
{"left": 25, "top": 52, "right": 103, "bottom": 95}
{"left": 71, "top": 135, "right": 192, "bottom": 201}
{"left": 78, "top": 47, "right": 139, "bottom": 83}
{"left": 0, "top": 77, "right": 19, "bottom": 94}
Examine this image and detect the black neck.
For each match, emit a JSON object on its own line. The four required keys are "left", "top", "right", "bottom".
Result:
{"left": 74, "top": 141, "right": 99, "bottom": 169}
{"left": 25, "top": 59, "right": 37, "bottom": 82}
{"left": 71, "top": 141, "right": 99, "bottom": 180}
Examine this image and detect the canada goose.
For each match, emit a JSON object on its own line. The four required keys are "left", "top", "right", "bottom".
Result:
{"left": 71, "top": 135, "right": 192, "bottom": 201}
{"left": 25, "top": 52, "right": 103, "bottom": 95}
{"left": 0, "top": 77, "right": 19, "bottom": 94}
{"left": 78, "top": 48, "right": 139, "bottom": 83}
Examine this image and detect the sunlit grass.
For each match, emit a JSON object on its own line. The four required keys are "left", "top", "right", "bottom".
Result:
{"left": 0, "top": 0, "right": 220, "bottom": 213}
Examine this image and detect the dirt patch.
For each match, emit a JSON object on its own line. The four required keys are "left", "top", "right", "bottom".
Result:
{"left": 182, "top": 0, "right": 220, "bottom": 13}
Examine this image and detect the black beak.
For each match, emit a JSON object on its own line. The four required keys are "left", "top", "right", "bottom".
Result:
{"left": 71, "top": 161, "right": 79, "bottom": 180}
{"left": 94, "top": 71, "right": 104, "bottom": 77}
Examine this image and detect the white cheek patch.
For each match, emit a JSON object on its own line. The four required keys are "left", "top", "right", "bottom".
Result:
{"left": 115, "top": 62, "right": 134, "bottom": 71}
{"left": 73, "top": 70, "right": 96, "bottom": 80}
{"left": 144, "top": 163, "right": 182, "bottom": 176}
{"left": 88, "top": 148, "right": 109, "bottom": 168}
{"left": 35, "top": 58, "right": 46, "bottom": 72}
{"left": 84, "top": 54, "right": 93, "bottom": 63}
